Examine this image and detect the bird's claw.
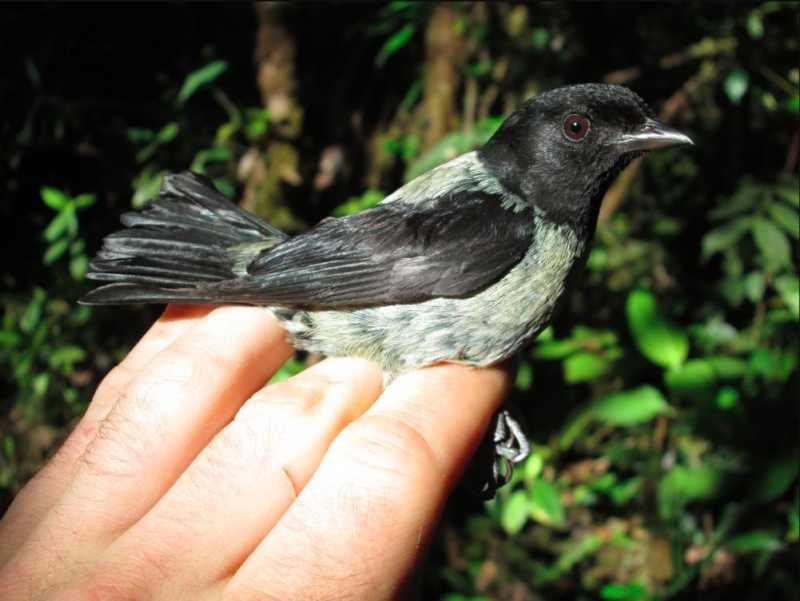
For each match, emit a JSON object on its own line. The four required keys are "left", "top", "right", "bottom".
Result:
{"left": 467, "top": 407, "right": 530, "bottom": 500}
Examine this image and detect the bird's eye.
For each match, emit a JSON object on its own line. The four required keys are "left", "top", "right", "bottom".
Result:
{"left": 563, "top": 115, "right": 590, "bottom": 141}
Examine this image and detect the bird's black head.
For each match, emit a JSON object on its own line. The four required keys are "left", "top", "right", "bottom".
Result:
{"left": 479, "top": 84, "right": 692, "bottom": 237}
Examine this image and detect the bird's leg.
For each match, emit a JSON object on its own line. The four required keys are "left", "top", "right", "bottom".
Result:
{"left": 462, "top": 405, "right": 530, "bottom": 499}
{"left": 493, "top": 407, "right": 531, "bottom": 464}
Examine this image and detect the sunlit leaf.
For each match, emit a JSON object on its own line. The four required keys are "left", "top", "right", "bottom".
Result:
{"left": 774, "top": 275, "right": 800, "bottom": 320}
{"left": 529, "top": 480, "right": 566, "bottom": 528}
{"left": 156, "top": 122, "right": 179, "bottom": 144}
{"left": 515, "top": 360, "right": 533, "bottom": 391}
{"left": 588, "top": 386, "right": 673, "bottom": 426}
{"left": 705, "top": 356, "right": 748, "bottom": 379}
{"left": 600, "top": 583, "right": 646, "bottom": 600}
{"left": 746, "top": 11, "right": 765, "bottom": 38}
{"left": 564, "top": 352, "right": 611, "bottom": 383}
{"left": 268, "top": 356, "right": 307, "bottom": 384}
{"left": 743, "top": 271, "right": 765, "bottom": 303}
{"left": 534, "top": 338, "right": 582, "bottom": 360}
{"left": 49, "top": 345, "right": 87, "bottom": 370}
{"left": 665, "top": 360, "right": 716, "bottom": 396}
{"left": 191, "top": 147, "right": 232, "bottom": 172}
{"left": 626, "top": 290, "right": 689, "bottom": 369}
{"left": 69, "top": 254, "right": 89, "bottom": 281}
{"left": 178, "top": 60, "right": 229, "bottom": 104}
{"left": 72, "top": 193, "right": 97, "bottom": 210}
{"left": 43, "top": 210, "right": 70, "bottom": 242}
{"left": 659, "top": 465, "right": 726, "bottom": 519}
{"left": 43, "top": 238, "right": 69, "bottom": 265}
{"left": 41, "top": 186, "right": 69, "bottom": 210}
{"left": 500, "top": 490, "right": 529, "bottom": 534}
{"left": 716, "top": 386, "right": 739, "bottom": 409}
{"left": 724, "top": 69, "right": 749, "bottom": 104}
{"left": 20, "top": 291, "right": 44, "bottom": 334}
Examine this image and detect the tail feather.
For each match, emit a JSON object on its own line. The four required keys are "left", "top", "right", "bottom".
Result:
{"left": 80, "top": 172, "right": 288, "bottom": 306}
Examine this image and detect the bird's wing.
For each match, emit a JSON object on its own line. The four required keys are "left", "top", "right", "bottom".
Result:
{"left": 217, "top": 189, "right": 534, "bottom": 307}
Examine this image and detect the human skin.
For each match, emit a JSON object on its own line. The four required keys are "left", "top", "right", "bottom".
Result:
{"left": 0, "top": 304, "right": 509, "bottom": 600}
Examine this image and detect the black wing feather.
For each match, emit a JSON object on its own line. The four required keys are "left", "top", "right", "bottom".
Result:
{"left": 219, "top": 191, "right": 534, "bottom": 307}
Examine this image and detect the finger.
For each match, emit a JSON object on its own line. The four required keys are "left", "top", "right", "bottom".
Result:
{"left": 88, "top": 304, "right": 218, "bottom": 418}
{"left": 227, "top": 363, "right": 509, "bottom": 599}
{"left": 0, "top": 304, "right": 216, "bottom": 564}
{"left": 1, "top": 306, "right": 293, "bottom": 585}
{"left": 88, "top": 358, "right": 382, "bottom": 594}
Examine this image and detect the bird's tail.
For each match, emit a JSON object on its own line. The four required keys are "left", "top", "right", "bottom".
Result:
{"left": 79, "top": 172, "right": 288, "bottom": 306}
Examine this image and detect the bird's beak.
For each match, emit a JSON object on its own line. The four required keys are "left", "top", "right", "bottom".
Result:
{"left": 612, "top": 118, "right": 694, "bottom": 153}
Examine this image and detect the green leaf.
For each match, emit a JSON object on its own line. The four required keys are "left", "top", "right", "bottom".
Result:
{"left": 20, "top": 291, "right": 44, "bottom": 333}
{"left": 41, "top": 186, "right": 69, "bottom": 210}
{"left": 626, "top": 290, "right": 689, "bottom": 369}
{"left": 534, "top": 338, "right": 582, "bottom": 360}
{"left": 64, "top": 203, "right": 78, "bottom": 238}
{"left": 500, "top": 490, "right": 529, "bottom": 535}
{"left": 600, "top": 583, "right": 646, "bottom": 601}
{"left": 752, "top": 217, "right": 792, "bottom": 269}
{"left": 44, "top": 238, "right": 69, "bottom": 265}
{"left": 774, "top": 275, "right": 800, "bottom": 320}
{"left": 701, "top": 219, "right": 751, "bottom": 260}
{"left": 531, "top": 28, "right": 549, "bottom": 51}
{"left": 659, "top": 465, "right": 726, "bottom": 519}
{"left": 49, "top": 345, "right": 87, "bottom": 370}
{"left": 746, "top": 11, "right": 765, "bottom": 38}
{"left": 776, "top": 177, "right": 799, "bottom": 207}
{"left": 726, "top": 531, "right": 784, "bottom": 553}
{"left": 268, "top": 357, "right": 307, "bottom": 384}
{"left": 0, "top": 330, "right": 21, "bottom": 347}
{"left": 178, "top": 60, "right": 229, "bottom": 104}
{"left": 709, "top": 185, "right": 759, "bottom": 221}
{"left": 664, "top": 360, "right": 716, "bottom": 396}
{"left": 766, "top": 201, "right": 800, "bottom": 239}
{"left": 788, "top": 490, "right": 799, "bottom": 542}
{"left": 32, "top": 372, "right": 50, "bottom": 397}
{"left": 529, "top": 480, "right": 566, "bottom": 528}
{"left": 191, "top": 147, "right": 232, "bottom": 172}
{"left": 716, "top": 386, "right": 739, "bottom": 409}
{"left": 514, "top": 360, "right": 533, "bottom": 391}
{"left": 72, "top": 193, "right": 97, "bottom": 210}
{"left": 332, "top": 189, "right": 385, "bottom": 217}
{"left": 156, "top": 122, "right": 180, "bottom": 144}
{"left": 749, "top": 458, "right": 799, "bottom": 504}
{"left": 743, "top": 271, "right": 765, "bottom": 303}
{"left": 132, "top": 171, "right": 166, "bottom": 209}
{"left": 587, "top": 386, "right": 673, "bottom": 426}
{"left": 43, "top": 210, "right": 70, "bottom": 242}
{"left": 69, "top": 254, "right": 89, "bottom": 281}
{"left": 375, "top": 23, "right": 416, "bottom": 68}
{"left": 564, "top": 352, "right": 611, "bottom": 383}
{"left": 705, "top": 356, "right": 748, "bottom": 379}
{"left": 723, "top": 69, "right": 749, "bottom": 104}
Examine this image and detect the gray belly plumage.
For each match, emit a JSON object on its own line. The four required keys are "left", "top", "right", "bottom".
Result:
{"left": 274, "top": 215, "right": 586, "bottom": 384}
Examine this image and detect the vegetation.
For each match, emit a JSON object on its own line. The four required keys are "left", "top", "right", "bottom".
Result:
{"left": 1, "top": 3, "right": 797, "bottom": 599}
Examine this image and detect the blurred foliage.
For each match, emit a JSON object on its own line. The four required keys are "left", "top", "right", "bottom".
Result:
{"left": 1, "top": 2, "right": 798, "bottom": 599}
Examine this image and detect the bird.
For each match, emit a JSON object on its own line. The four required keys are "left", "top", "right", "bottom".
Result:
{"left": 80, "top": 83, "right": 693, "bottom": 493}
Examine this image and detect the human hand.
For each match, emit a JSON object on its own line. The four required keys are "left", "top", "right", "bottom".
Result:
{"left": 0, "top": 305, "right": 509, "bottom": 600}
